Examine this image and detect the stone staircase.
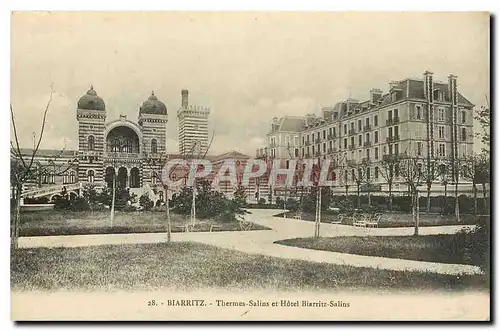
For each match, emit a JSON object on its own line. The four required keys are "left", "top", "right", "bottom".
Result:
{"left": 21, "top": 182, "right": 82, "bottom": 199}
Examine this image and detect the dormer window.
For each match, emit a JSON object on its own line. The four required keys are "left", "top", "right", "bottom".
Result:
{"left": 391, "top": 92, "right": 397, "bottom": 102}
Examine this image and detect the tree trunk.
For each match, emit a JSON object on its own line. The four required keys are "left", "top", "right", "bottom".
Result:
{"left": 388, "top": 182, "right": 393, "bottom": 212}
{"left": 415, "top": 190, "right": 420, "bottom": 236}
{"left": 455, "top": 180, "right": 460, "bottom": 223}
{"left": 473, "top": 182, "right": 478, "bottom": 216}
{"left": 356, "top": 185, "right": 360, "bottom": 209}
{"left": 367, "top": 189, "right": 371, "bottom": 207}
{"left": 110, "top": 173, "right": 116, "bottom": 226}
{"left": 165, "top": 186, "right": 171, "bottom": 243}
{"left": 413, "top": 190, "right": 419, "bottom": 236}
{"left": 12, "top": 186, "right": 22, "bottom": 249}
{"left": 426, "top": 182, "right": 431, "bottom": 214}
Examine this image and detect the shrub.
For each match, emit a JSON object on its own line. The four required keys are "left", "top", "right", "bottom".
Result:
{"left": 70, "top": 197, "right": 90, "bottom": 212}
{"left": 275, "top": 197, "right": 283, "bottom": 208}
{"left": 285, "top": 198, "right": 299, "bottom": 211}
{"left": 122, "top": 205, "right": 137, "bottom": 212}
{"left": 139, "top": 194, "right": 154, "bottom": 211}
{"left": 259, "top": 198, "right": 266, "bottom": 205}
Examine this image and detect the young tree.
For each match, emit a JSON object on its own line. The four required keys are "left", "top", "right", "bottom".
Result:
{"left": 349, "top": 162, "right": 366, "bottom": 209}
{"left": 399, "top": 155, "right": 424, "bottom": 235}
{"left": 379, "top": 153, "right": 401, "bottom": 211}
{"left": 10, "top": 84, "right": 73, "bottom": 249}
{"left": 422, "top": 155, "right": 441, "bottom": 214}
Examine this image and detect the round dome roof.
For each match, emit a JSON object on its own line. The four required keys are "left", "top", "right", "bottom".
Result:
{"left": 140, "top": 91, "right": 167, "bottom": 115}
{"left": 77, "top": 85, "right": 106, "bottom": 111}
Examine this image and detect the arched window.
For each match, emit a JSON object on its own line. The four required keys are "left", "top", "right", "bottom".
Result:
{"left": 112, "top": 139, "right": 120, "bottom": 152}
{"left": 124, "top": 139, "right": 132, "bottom": 153}
{"left": 70, "top": 171, "right": 76, "bottom": 184}
{"left": 159, "top": 191, "right": 164, "bottom": 202}
{"left": 151, "top": 139, "right": 158, "bottom": 154}
{"left": 375, "top": 167, "right": 379, "bottom": 179}
{"left": 88, "top": 170, "right": 95, "bottom": 183}
{"left": 88, "top": 136, "right": 95, "bottom": 151}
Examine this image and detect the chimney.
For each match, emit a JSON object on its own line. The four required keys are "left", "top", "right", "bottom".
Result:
{"left": 448, "top": 74, "right": 458, "bottom": 105}
{"left": 181, "top": 89, "right": 189, "bottom": 108}
{"left": 423, "top": 71, "right": 434, "bottom": 100}
{"left": 370, "top": 89, "right": 383, "bottom": 103}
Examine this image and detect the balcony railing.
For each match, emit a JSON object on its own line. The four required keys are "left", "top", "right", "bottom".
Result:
{"left": 386, "top": 135, "right": 400, "bottom": 143}
{"left": 327, "top": 133, "right": 337, "bottom": 140}
{"left": 105, "top": 152, "right": 141, "bottom": 159}
{"left": 304, "top": 141, "right": 310, "bottom": 146}
{"left": 382, "top": 154, "right": 402, "bottom": 162}
{"left": 348, "top": 129, "right": 356, "bottom": 135}
{"left": 304, "top": 153, "right": 311, "bottom": 158}
{"left": 348, "top": 144, "right": 355, "bottom": 151}
{"left": 362, "top": 157, "right": 371, "bottom": 164}
{"left": 363, "top": 140, "right": 372, "bottom": 147}
{"left": 386, "top": 117, "right": 400, "bottom": 126}
{"left": 363, "top": 125, "right": 371, "bottom": 131}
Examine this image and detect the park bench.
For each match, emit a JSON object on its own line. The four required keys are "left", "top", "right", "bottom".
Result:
{"left": 209, "top": 224, "right": 222, "bottom": 232}
{"left": 330, "top": 213, "right": 344, "bottom": 224}
{"left": 236, "top": 214, "right": 253, "bottom": 231}
{"left": 293, "top": 212, "right": 302, "bottom": 220}
{"left": 365, "top": 214, "right": 382, "bottom": 228}
{"left": 352, "top": 213, "right": 367, "bottom": 227}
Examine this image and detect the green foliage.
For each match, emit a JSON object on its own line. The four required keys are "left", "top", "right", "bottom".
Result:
{"left": 285, "top": 198, "right": 299, "bottom": 211}
{"left": 302, "top": 187, "right": 332, "bottom": 213}
{"left": 139, "top": 194, "right": 154, "bottom": 211}
{"left": 258, "top": 197, "right": 266, "bottom": 205}
{"left": 233, "top": 185, "right": 247, "bottom": 208}
{"left": 82, "top": 184, "right": 99, "bottom": 203}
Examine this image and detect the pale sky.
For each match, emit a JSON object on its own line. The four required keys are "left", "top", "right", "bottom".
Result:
{"left": 11, "top": 12, "right": 489, "bottom": 155}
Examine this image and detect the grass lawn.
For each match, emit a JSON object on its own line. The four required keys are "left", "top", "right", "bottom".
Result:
{"left": 276, "top": 235, "right": 486, "bottom": 266}
{"left": 15, "top": 210, "right": 270, "bottom": 237}
{"left": 11, "top": 242, "right": 488, "bottom": 292}
{"left": 276, "top": 211, "right": 483, "bottom": 228}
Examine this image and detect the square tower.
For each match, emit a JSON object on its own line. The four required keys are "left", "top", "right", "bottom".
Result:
{"left": 177, "top": 90, "right": 210, "bottom": 156}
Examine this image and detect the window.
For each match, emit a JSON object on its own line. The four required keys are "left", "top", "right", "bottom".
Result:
{"left": 350, "top": 137, "right": 354, "bottom": 147}
{"left": 365, "top": 117, "right": 370, "bottom": 127}
{"left": 312, "top": 146, "right": 315, "bottom": 155}
{"left": 374, "top": 131, "right": 379, "bottom": 143}
{"left": 350, "top": 122, "right": 354, "bottom": 132}
{"left": 302, "top": 136, "right": 305, "bottom": 145}
{"left": 112, "top": 139, "right": 120, "bottom": 152}
{"left": 391, "top": 92, "right": 397, "bottom": 102}
{"left": 88, "top": 170, "right": 95, "bottom": 183}
{"left": 332, "top": 127, "right": 336, "bottom": 137}
{"left": 461, "top": 128, "right": 467, "bottom": 141}
{"left": 374, "top": 147, "right": 379, "bottom": 160}
{"left": 70, "top": 171, "right": 76, "bottom": 184}
{"left": 358, "top": 135, "right": 362, "bottom": 147}
{"left": 323, "top": 143, "right": 326, "bottom": 153}
{"left": 329, "top": 128, "right": 332, "bottom": 136}
{"left": 124, "top": 139, "right": 132, "bottom": 153}
{"left": 375, "top": 167, "right": 379, "bottom": 179}
{"left": 438, "top": 126, "right": 445, "bottom": 139}
{"left": 317, "top": 132, "right": 320, "bottom": 141}
{"left": 438, "top": 143, "right": 446, "bottom": 157}
{"left": 301, "top": 148, "right": 305, "bottom": 157}
{"left": 416, "top": 105, "right": 422, "bottom": 119}
{"left": 295, "top": 149, "right": 299, "bottom": 157}
{"left": 388, "top": 144, "right": 393, "bottom": 155}
{"left": 306, "top": 147, "right": 310, "bottom": 156}
{"left": 438, "top": 108, "right": 445, "bottom": 122}
{"left": 88, "top": 136, "right": 95, "bottom": 151}
{"left": 394, "top": 126, "right": 399, "bottom": 139}
{"left": 388, "top": 110, "right": 393, "bottom": 120}
{"left": 394, "top": 143, "right": 399, "bottom": 155}
{"left": 344, "top": 138, "right": 348, "bottom": 149}
{"left": 366, "top": 149, "right": 370, "bottom": 158}
{"left": 358, "top": 120, "right": 362, "bottom": 131}
{"left": 323, "top": 130, "right": 326, "bottom": 140}
{"left": 394, "top": 108, "right": 399, "bottom": 119}
{"left": 366, "top": 167, "right": 371, "bottom": 180}
{"left": 374, "top": 115, "right": 378, "bottom": 127}
{"left": 417, "top": 142, "right": 422, "bottom": 156}
{"left": 461, "top": 110, "right": 466, "bottom": 124}
{"left": 388, "top": 127, "right": 393, "bottom": 138}
{"left": 344, "top": 124, "right": 348, "bottom": 135}
{"left": 151, "top": 139, "right": 158, "bottom": 153}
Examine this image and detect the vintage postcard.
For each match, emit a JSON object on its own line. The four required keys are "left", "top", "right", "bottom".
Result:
{"left": 10, "top": 11, "right": 490, "bottom": 321}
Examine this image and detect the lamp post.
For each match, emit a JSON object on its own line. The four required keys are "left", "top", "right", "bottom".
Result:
{"left": 110, "top": 151, "right": 118, "bottom": 227}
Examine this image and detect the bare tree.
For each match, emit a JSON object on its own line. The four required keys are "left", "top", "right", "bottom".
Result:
{"left": 144, "top": 132, "right": 215, "bottom": 242}
{"left": 349, "top": 161, "right": 367, "bottom": 209}
{"left": 379, "top": 153, "right": 401, "bottom": 211}
{"left": 422, "top": 155, "right": 441, "bottom": 214}
{"left": 398, "top": 154, "right": 424, "bottom": 236}
{"left": 10, "top": 84, "right": 74, "bottom": 249}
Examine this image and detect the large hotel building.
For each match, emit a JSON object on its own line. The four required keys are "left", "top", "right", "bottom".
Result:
{"left": 256, "top": 71, "right": 475, "bottom": 195}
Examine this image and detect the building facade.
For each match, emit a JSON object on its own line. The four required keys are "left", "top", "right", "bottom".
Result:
{"left": 257, "top": 71, "right": 476, "bottom": 195}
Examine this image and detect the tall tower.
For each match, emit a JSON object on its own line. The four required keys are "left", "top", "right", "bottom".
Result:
{"left": 76, "top": 85, "right": 106, "bottom": 185}
{"left": 138, "top": 91, "right": 168, "bottom": 187}
{"left": 177, "top": 89, "right": 210, "bottom": 156}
